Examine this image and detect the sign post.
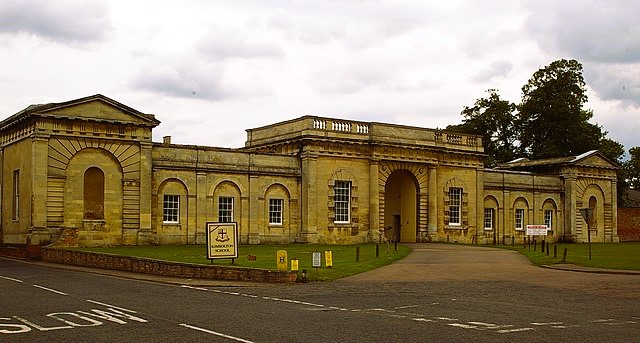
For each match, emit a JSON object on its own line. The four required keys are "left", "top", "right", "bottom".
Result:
{"left": 206, "top": 222, "right": 239, "bottom": 263}
{"left": 579, "top": 208, "right": 594, "bottom": 260}
{"left": 312, "top": 251, "right": 322, "bottom": 275}
{"left": 526, "top": 225, "right": 547, "bottom": 253}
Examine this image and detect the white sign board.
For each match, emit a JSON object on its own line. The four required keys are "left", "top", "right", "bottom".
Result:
{"left": 312, "top": 252, "right": 322, "bottom": 268}
{"left": 526, "top": 225, "right": 548, "bottom": 236}
{"left": 206, "top": 222, "right": 239, "bottom": 259}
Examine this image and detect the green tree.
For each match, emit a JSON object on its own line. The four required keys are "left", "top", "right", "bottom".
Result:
{"left": 625, "top": 147, "right": 640, "bottom": 190}
{"left": 448, "top": 89, "right": 517, "bottom": 167}
{"left": 518, "top": 59, "right": 604, "bottom": 159}
{"left": 598, "top": 138, "right": 628, "bottom": 206}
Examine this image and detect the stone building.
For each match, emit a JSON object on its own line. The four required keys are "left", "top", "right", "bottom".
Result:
{"left": 0, "top": 95, "right": 619, "bottom": 247}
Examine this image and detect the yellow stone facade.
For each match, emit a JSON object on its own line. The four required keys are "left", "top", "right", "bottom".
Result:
{"left": 0, "top": 95, "right": 619, "bottom": 247}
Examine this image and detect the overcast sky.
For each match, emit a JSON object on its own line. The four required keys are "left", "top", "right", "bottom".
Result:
{"left": 0, "top": 0, "right": 638, "bottom": 154}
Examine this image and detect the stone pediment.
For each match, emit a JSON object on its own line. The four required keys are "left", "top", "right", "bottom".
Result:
{"left": 2, "top": 94, "right": 160, "bottom": 128}
{"left": 570, "top": 150, "right": 619, "bottom": 169}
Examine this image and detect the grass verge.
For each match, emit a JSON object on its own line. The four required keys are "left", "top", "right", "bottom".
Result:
{"left": 74, "top": 243, "right": 412, "bottom": 281}
{"left": 494, "top": 242, "right": 640, "bottom": 270}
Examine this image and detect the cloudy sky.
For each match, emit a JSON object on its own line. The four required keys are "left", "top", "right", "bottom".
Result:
{"left": 0, "top": 0, "right": 638, "bottom": 153}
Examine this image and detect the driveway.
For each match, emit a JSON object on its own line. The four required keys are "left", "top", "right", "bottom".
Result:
{"left": 341, "top": 243, "right": 640, "bottom": 299}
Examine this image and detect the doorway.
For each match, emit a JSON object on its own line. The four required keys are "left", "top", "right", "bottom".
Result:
{"left": 384, "top": 170, "right": 418, "bottom": 243}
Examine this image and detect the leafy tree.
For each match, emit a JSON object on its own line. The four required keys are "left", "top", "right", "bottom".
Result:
{"left": 598, "top": 138, "right": 628, "bottom": 206}
{"left": 448, "top": 89, "right": 517, "bottom": 167}
{"left": 625, "top": 147, "right": 640, "bottom": 190}
{"left": 517, "top": 59, "right": 604, "bottom": 159}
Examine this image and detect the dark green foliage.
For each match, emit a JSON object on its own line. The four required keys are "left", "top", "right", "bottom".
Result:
{"left": 517, "top": 59, "right": 605, "bottom": 159}
{"left": 458, "top": 59, "right": 630, "bottom": 204}
{"left": 624, "top": 147, "right": 640, "bottom": 190}
{"left": 448, "top": 89, "right": 517, "bottom": 167}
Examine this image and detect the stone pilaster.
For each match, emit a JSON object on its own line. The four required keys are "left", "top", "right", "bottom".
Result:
{"left": 368, "top": 160, "right": 380, "bottom": 242}
{"left": 563, "top": 174, "right": 578, "bottom": 242}
{"left": 428, "top": 166, "right": 438, "bottom": 235}
{"left": 195, "top": 171, "right": 207, "bottom": 244}
{"left": 137, "top": 142, "right": 154, "bottom": 244}
{"left": 300, "top": 151, "right": 318, "bottom": 243}
{"left": 30, "top": 136, "right": 49, "bottom": 238}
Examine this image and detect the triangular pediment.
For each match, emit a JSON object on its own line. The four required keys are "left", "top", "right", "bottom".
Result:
{"left": 3, "top": 94, "right": 160, "bottom": 128}
{"left": 571, "top": 151, "right": 619, "bottom": 169}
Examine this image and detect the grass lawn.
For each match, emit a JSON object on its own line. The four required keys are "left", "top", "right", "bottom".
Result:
{"left": 74, "top": 243, "right": 412, "bottom": 281}
{"left": 495, "top": 242, "right": 640, "bottom": 270}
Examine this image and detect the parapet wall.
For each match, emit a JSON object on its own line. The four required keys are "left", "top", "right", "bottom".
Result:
{"left": 41, "top": 248, "right": 297, "bottom": 283}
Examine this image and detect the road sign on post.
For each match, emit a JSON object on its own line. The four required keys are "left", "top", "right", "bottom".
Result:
{"left": 579, "top": 208, "right": 595, "bottom": 260}
{"left": 526, "top": 225, "right": 548, "bottom": 236}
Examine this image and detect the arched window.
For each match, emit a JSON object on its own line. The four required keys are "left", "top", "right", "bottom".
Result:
{"left": 84, "top": 167, "right": 104, "bottom": 219}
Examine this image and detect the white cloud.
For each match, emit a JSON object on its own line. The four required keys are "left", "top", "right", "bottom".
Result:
{"left": 0, "top": 0, "right": 112, "bottom": 44}
{"left": 0, "top": 0, "right": 638, "bottom": 151}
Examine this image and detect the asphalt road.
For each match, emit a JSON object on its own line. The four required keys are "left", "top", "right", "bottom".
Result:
{"left": 1, "top": 244, "right": 639, "bottom": 342}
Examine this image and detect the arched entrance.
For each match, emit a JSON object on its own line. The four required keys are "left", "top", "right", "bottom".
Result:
{"left": 384, "top": 170, "right": 418, "bottom": 243}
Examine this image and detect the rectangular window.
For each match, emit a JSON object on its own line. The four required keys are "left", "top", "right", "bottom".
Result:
{"left": 219, "top": 197, "right": 234, "bottom": 223}
{"left": 334, "top": 181, "right": 351, "bottom": 223}
{"left": 269, "top": 198, "right": 284, "bottom": 225}
{"left": 484, "top": 208, "right": 494, "bottom": 230}
{"left": 162, "top": 195, "right": 179, "bottom": 223}
{"left": 449, "top": 188, "right": 462, "bottom": 226}
{"left": 515, "top": 208, "right": 525, "bottom": 230}
{"left": 12, "top": 170, "right": 19, "bottom": 220}
{"left": 544, "top": 210, "right": 553, "bottom": 230}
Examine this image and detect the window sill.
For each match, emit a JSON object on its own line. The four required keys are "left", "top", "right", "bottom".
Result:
{"left": 445, "top": 225, "right": 466, "bottom": 230}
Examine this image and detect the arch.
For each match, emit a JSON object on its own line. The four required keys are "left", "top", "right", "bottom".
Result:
{"left": 157, "top": 176, "right": 190, "bottom": 195}
{"left": 580, "top": 184, "right": 606, "bottom": 242}
{"left": 64, "top": 148, "right": 123, "bottom": 238}
{"left": 156, "top": 178, "right": 188, "bottom": 225}
{"left": 264, "top": 183, "right": 291, "bottom": 228}
{"left": 512, "top": 196, "right": 530, "bottom": 233}
{"left": 483, "top": 195, "right": 500, "bottom": 242}
{"left": 378, "top": 162, "right": 430, "bottom": 240}
{"left": 384, "top": 169, "right": 419, "bottom": 243}
{"left": 213, "top": 180, "right": 242, "bottom": 223}
{"left": 83, "top": 167, "right": 105, "bottom": 220}
{"left": 48, "top": 138, "right": 139, "bottom": 178}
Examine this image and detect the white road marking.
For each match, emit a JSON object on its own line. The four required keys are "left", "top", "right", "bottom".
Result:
{"left": 591, "top": 319, "right": 615, "bottom": 323}
{"left": 448, "top": 323, "right": 479, "bottom": 329}
{"left": 531, "top": 322, "right": 564, "bottom": 326}
{"left": 180, "top": 323, "right": 254, "bottom": 343}
{"left": 177, "top": 285, "right": 597, "bottom": 336}
{"left": 32, "top": 284, "right": 67, "bottom": 296}
{"left": 86, "top": 300, "right": 139, "bottom": 313}
{"left": 498, "top": 327, "right": 535, "bottom": 333}
{"left": 0, "top": 275, "right": 23, "bottom": 283}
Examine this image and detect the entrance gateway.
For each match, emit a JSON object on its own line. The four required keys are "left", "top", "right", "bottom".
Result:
{"left": 384, "top": 170, "right": 419, "bottom": 243}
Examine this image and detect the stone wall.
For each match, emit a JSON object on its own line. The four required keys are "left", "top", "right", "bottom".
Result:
{"left": 41, "top": 248, "right": 297, "bottom": 283}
